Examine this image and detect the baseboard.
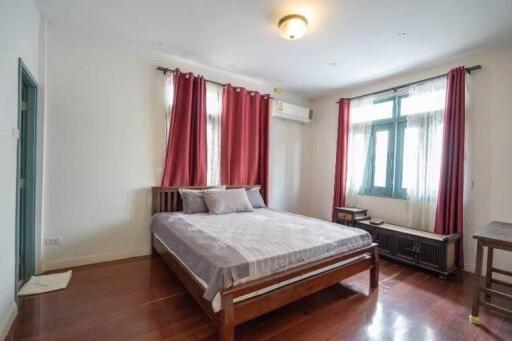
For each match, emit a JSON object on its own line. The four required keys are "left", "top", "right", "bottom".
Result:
{"left": 0, "top": 302, "right": 17, "bottom": 341}
{"left": 463, "top": 262, "right": 512, "bottom": 284}
{"left": 42, "top": 248, "right": 150, "bottom": 272}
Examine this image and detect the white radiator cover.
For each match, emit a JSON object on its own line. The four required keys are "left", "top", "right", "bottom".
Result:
{"left": 272, "top": 101, "right": 312, "bottom": 124}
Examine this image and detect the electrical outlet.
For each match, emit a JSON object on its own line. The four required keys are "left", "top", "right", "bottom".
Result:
{"left": 45, "top": 237, "right": 62, "bottom": 245}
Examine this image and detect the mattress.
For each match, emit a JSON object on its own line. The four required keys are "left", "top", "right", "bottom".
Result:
{"left": 153, "top": 233, "right": 367, "bottom": 312}
{"left": 150, "top": 208, "right": 372, "bottom": 308}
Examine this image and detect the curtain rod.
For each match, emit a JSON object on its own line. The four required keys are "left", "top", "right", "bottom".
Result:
{"left": 157, "top": 66, "right": 225, "bottom": 86}
{"left": 336, "top": 65, "right": 481, "bottom": 104}
{"left": 156, "top": 66, "right": 274, "bottom": 99}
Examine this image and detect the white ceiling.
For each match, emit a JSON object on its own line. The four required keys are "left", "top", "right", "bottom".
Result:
{"left": 37, "top": 0, "right": 512, "bottom": 97}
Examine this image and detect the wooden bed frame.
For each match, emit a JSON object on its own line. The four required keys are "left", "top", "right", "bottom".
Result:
{"left": 151, "top": 186, "right": 379, "bottom": 341}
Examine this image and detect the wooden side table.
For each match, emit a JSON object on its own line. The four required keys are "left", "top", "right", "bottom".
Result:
{"left": 470, "top": 221, "right": 512, "bottom": 324}
{"left": 334, "top": 207, "right": 369, "bottom": 226}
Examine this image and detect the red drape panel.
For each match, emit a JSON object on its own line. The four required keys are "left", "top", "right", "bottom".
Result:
{"left": 332, "top": 98, "right": 350, "bottom": 222}
{"left": 220, "top": 85, "right": 270, "bottom": 202}
{"left": 434, "top": 66, "right": 466, "bottom": 268}
{"left": 161, "top": 70, "right": 207, "bottom": 186}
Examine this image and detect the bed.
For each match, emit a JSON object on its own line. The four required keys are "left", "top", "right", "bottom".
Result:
{"left": 151, "top": 186, "right": 379, "bottom": 341}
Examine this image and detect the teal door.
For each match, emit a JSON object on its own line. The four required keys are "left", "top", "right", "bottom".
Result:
{"left": 16, "top": 59, "right": 37, "bottom": 289}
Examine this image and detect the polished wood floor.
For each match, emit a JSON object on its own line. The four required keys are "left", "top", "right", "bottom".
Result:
{"left": 7, "top": 255, "right": 512, "bottom": 340}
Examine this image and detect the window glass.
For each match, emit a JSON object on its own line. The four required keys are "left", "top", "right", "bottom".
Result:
{"left": 373, "top": 130, "right": 389, "bottom": 187}
{"left": 402, "top": 127, "right": 419, "bottom": 189}
{"left": 400, "top": 90, "right": 445, "bottom": 116}
{"left": 164, "top": 74, "right": 174, "bottom": 141}
{"left": 351, "top": 100, "right": 393, "bottom": 123}
{"left": 430, "top": 125, "right": 444, "bottom": 194}
{"left": 207, "top": 89, "right": 221, "bottom": 113}
{"left": 206, "top": 83, "right": 222, "bottom": 186}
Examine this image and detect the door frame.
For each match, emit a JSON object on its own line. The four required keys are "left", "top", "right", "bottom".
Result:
{"left": 15, "top": 58, "right": 38, "bottom": 299}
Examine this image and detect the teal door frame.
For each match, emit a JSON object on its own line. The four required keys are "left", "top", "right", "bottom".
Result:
{"left": 15, "top": 58, "right": 38, "bottom": 299}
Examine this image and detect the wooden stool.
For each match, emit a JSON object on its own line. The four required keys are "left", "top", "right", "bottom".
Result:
{"left": 470, "top": 221, "right": 512, "bottom": 324}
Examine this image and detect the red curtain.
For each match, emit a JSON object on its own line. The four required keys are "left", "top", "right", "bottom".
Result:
{"left": 434, "top": 66, "right": 466, "bottom": 268}
{"left": 161, "top": 70, "right": 207, "bottom": 186}
{"left": 332, "top": 99, "right": 350, "bottom": 221}
{"left": 220, "top": 85, "right": 270, "bottom": 202}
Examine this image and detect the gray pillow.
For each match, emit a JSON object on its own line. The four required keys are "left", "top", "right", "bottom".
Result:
{"left": 246, "top": 187, "right": 266, "bottom": 208}
{"left": 179, "top": 186, "right": 225, "bottom": 214}
{"left": 203, "top": 188, "right": 254, "bottom": 214}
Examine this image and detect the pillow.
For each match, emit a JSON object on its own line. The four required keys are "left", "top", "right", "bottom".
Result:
{"left": 246, "top": 187, "right": 266, "bottom": 208}
{"left": 179, "top": 186, "right": 225, "bottom": 214}
{"left": 203, "top": 188, "right": 254, "bottom": 214}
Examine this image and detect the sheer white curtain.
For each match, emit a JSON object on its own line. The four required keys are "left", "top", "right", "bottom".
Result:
{"left": 163, "top": 72, "right": 174, "bottom": 142}
{"left": 206, "top": 83, "right": 222, "bottom": 185}
{"left": 402, "top": 77, "right": 446, "bottom": 231}
{"left": 345, "top": 95, "right": 375, "bottom": 206}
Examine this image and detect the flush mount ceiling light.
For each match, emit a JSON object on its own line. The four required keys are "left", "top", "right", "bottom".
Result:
{"left": 278, "top": 14, "right": 308, "bottom": 40}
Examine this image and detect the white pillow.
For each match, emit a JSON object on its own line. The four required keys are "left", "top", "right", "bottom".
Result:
{"left": 179, "top": 186, "right": 225, "bottom": 214}
{"left": 203, "top": 188, "right": 254, "bottom": 214}
{"left": 245, "top": 187, "right": 266, "bottom": 208}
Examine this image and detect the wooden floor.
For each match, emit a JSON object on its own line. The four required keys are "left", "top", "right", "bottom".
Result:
{"left": 7, "top": 255, "right": 512, "bottom": 341}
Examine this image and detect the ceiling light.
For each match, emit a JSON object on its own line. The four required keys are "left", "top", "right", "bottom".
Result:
{"left": 278, "top": 14, "right": 308, "bottom": 40}
{"left": 398, "top": 30, "right": 407, "bottom": 37}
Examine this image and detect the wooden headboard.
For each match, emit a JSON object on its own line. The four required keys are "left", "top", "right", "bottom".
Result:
{"left": 151, "top": 185, "right": 262, "bottom": 214}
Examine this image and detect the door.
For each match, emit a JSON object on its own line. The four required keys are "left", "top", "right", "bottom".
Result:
{"left": 376, "top": 229, "right": 395, "bottom": 256}
{"left": 16, "top": 59, "right": 38, "bottom": 290}
{"left": 395, "top": 234, "right": 418, "bottom": 263}
{"left": 417, "top": 238, "right": 443, "bottom": 270}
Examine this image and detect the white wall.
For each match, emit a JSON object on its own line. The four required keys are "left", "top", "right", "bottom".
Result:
{"left": 42, "top": 24, "right": 311, "bottom": 271}
{"left": 269, "top": 117, "right": 312, "bottom": 214}
{"left": 0, "top": 0, "right": 41, "bottom": 337}
{"left": 308, "top": 46, "right": 512, "bottom": 274}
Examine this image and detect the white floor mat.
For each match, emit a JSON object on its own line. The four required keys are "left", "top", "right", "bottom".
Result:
{"left": 18, "top": 271, "right": 72, "bottom": 296}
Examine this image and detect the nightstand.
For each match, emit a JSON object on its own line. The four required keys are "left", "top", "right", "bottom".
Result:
{"left": 334, "top": 207, "right": 370, "bottom": 226}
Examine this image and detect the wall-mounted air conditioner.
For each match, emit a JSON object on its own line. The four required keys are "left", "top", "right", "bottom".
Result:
{"left": 271, "top": 101, "right": 312, "bottom": 124}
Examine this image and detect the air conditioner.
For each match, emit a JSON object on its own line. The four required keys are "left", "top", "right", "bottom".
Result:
{"left": 271, "top": 101, "right": 312, "bottom": 124}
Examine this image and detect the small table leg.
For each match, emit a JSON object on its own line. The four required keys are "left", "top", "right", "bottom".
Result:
{"left": 470, "top": 241, "right": 484, "bottom": 325}
{"left": 485, "top": 247, "right": 494, "bottom": 302}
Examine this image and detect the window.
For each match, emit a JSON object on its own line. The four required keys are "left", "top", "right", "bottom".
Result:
{"left": 206, "top": 83, "right": 222, "bottom": 185}
{"left": 359, "top": 81, "right": 445, "bottom": 200}
{"left": 164, "top": 74, "right": 223, "bottom": 186}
